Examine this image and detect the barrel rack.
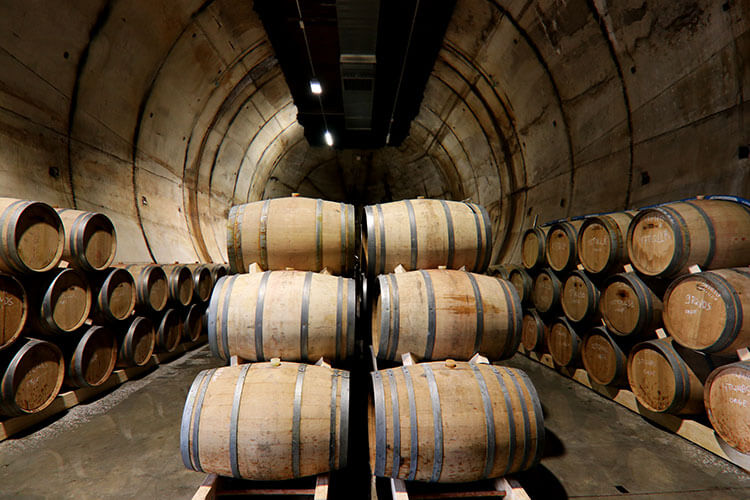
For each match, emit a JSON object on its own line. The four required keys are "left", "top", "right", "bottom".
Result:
{"left": 517, "top": 345, "right": 750, "bottom": 473}
{"left": 0, "top": 336, "right": 207, "bottom": 442}
{"left": 192, "top": 473, "right": 330, "bottom": 500}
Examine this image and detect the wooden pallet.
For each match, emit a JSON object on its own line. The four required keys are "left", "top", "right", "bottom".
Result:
{"left": 389, "top": 477, "right": 530, "bottom": 499}
{"left": 517, "top": 346, "right": 750, "bottom": 473}
{"left": 0, "top": 336, "right": 208, "bottom": 442}
{"left": 193, "top": 473, "right": 330, "bottom": 499}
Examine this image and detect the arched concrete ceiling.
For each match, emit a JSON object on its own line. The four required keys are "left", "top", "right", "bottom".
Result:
{"left": 0, "top": 0, "right": 747, "bottom": 265}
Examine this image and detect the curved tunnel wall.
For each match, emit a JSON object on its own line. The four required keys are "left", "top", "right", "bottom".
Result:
{"left": 0, "top": 0, "right": 747, "bottom": 266}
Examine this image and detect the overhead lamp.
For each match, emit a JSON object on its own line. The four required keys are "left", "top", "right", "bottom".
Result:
{"left": 310, "top": 79, "right": 322, "bottom": 95}
{"left": 324, "top": 130, "right": 334, "bottom": 146}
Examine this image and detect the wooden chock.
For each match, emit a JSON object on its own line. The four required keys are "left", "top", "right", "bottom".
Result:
{"left": 532, "top": 214, "right": 539, "bottom": 228}
{"left": 738, "top": 347, "right": 750, "bottom": 362}
{"left": 623, "top": 263, "right": 634, "bottom": 273}
{"left": 438, "top": 265, "right": 447, "bottom": 270}
{"left": 291, "top": 192, "right": 300, "bottom": 197}
{"left": 230, "top": 355, "right": 248, "bottom": 366}
{"left": 390, "top": 478, "right": 408, "bottom": 500}
{"left": 469, "top": 353, "right": 490, "bottom": 365}
{"left": 370, "top": 345, "right": 379, "bottom": 371}
{"left": 248, "top": 262, "right": 264, "bottom": 273}
{"left": 314, "top": 473, "right": 329, "bottom": 500}
{"left": 445, "top": 359, "right": 457, "bottom": 368}
{"left": 270, "top": 357, "right": 281, "bottom": 367}
{"left": 401, "top": 352, "right": 417, "bottom": 366}
{"left": 394, "top": 264, "right": 406, "bottom": 274}
{"left": 285, "top": 267, "right": 295, "bottom": 271}
{"left": 315, "top": 357, "right": 332, "bottom": 369}
{"left": 458, "top": 265, "right": 467, "bottom": 271}
{"left": 688, "top": 264, "right": 702, "bottom": 274}
{"left": 577, "top": 263, "right": 585, "bottom": 271}
{"left": 655, "top": 328, "right": 668, "bottom": 339}
{"left": 319, "top": 267, "right": 331, "bottom": 275}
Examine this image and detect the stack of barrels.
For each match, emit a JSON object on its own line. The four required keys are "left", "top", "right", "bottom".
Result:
{"left": 0, "top": 196, "right": 223, "bottom": 420}
{"left": 511, "top": 195, "right": 750, "bottom": 456}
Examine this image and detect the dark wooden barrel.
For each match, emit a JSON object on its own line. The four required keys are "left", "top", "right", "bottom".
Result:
{"left": 0, "top": 338, "right": 64, "bottom": 416}
{"left": 599, "top": 272, "right": 663, "bottom": 338}
{"left": 545, "top": 220, "right": 584, "bottom": 273}
{"left": 184, "top": 303, "right": 204, "bottom": 342}
{"left": 507, "top": 265, "right": 533, "bottom": 304}
{"left": 561, "top": 270, "right": 600, "bottom": 323}
{"left": 123, "top": 264, "right": 169, "bottom": 314}
{"left": 487, "top": 264, "right": 510, "bottom": 280}
{"left": 577, "top": 212, "right": 634, "bottom": 276}
{"left": 531, "top": 269, "right": 562, "bottom": 315}
{"left": 56, "top": 209, "right": 117, "bottom": 272}
{"left": 0, "top": 198, "right": 64, "bottom": 274}
{"left": 155, "top": 308, "right": 183, "bottom": 353}
{"left": 582, "top": 326, "right": 627, "bottom": 386}
{"left": 521, "top": 227, "right": 549, "bottom": 270}
{"left": 210, "top": 263, "right": 228, "bottom": 284}
{"left": 186, "top": 264, "right": 213, "bottom": 303}
{"left": 27, "top": 268, "right": 92, "bottom": 335}
{"left": 64, "top": 325, "right": 118, "bottom": 388}
{"left": 117, "top": 316, "right": 155, "bottom": 367}
{"left": 162, "top": 264, "right": 194, "bottom": 307}
{"left": 521, "top": 309, "right": 547, "bottom": 352}
{"left": 705, "top": 361, "right": 750, "bottom": 453}
{"left": 0, "top": 273, "right": 27, "bottom": 351}
{"left": 181, "top": 362, "right": 350, "bottom": 480}
{"left": 369, "top": 361, "right": 544, "bottom": 482}
{"left": 91, "top": 268, "right": 136, "bottom": 323}
{"left": 547, "top": 317, "right": 583, "bottom": 367}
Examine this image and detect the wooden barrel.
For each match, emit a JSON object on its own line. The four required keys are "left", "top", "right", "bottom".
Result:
{"left": 181, "top": 362, "right": 350, "bottom": 480}
{"left": 546, "top": 317, "right": 582, "bottom": 367}
{"left": 627, "top": 199, "right": 750, "bottom": 277}
{"left": 0, "top": 198, "right": 64, "bottom": 274}
{"left": 209, "top": 271, "right": 356, "bottom": 363}
{"left": 521, "top": 227, "right": 548, "bottom": 270}
{"left": 163, "top": 264, "right": 194, "bottom": 307}
{"left": 64, "top": 325, "right": 118, "bottom": 388}
{"left": 577, "top": 212, "right": 634, "bottom": 276}
{"left": 363, "top": 199, "right": 492, "bottom": 275}
{"left": 507, "top": 265, "right": 533, "bottom": 304}
{"left": 91, "top": 268, "right": 136, "bottom": 323}
{"left": 487, "top": 264, "right": 510, "bottom": 280}
{"left": 627, "top": 338, "right": 708, "bottom": 414}
{"left": 705, "top": 361, "right": 750, "bottom": 453}
{"left": 210, "top": 263, "right": 228, "bottom": 284}
{"left": 531, "top": 269, "right": 561, "bottom": 315}
{"left": 124, "top": 264, "right": 169, "bottom": 313}
{"left": 155, "top": 308, "right": 182, "bottom": 352}
{"left": 0, "top": 273, "right": 27, "bottom": 351}
{"left": 228, "top": 197, "right": 355, "bottom": 275}
{"left": 184, "top": 303, "right": 204, "bottom": 342}
{"left": 663, "top": 268, "right": 750, "bottom": 355}
{"left": 372, "top": 270, "right": 522, "bottom": 362}
{"left": 545, "top": 220, "right": 584, "bottom": 273}
{"left": 187, "top": 264, "right": 213, "bottom": 303}
{"left": 582, "top": 326, "right": 627, "bottom": 386}
{"left": 56, "top": 209, "right": 117, "bottom": 272}
{"left": 0, "top": 338, "right": 64, "bottom": 416}
{"left": 369, "top": 361, "right": 544, "bottom": 482}
{"left": 561, "top": 270, "right": 600, "bottom": 323}
{"left": 27, "top": 268, "right": 92, "bottom": 335}
{"left": 117, "top": 316, "right": 155, "bottom": 367}
{"left": 600, "top": 272, "right": 662, "bottom": 338}
{"left": 521, "top": 309, "right": 547, "bottom": 352}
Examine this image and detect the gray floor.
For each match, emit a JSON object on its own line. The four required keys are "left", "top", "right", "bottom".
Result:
{"left": 0, "top": 347, "right": 748, "bottom": 499}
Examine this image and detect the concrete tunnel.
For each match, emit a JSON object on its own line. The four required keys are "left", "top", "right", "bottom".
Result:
{"left": 0, "top": 0, "right": 747, "bottom": 267}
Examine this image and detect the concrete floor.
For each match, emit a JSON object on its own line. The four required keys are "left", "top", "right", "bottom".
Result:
{"left": 0, "top": 348, "right": 748, "bottom": 499}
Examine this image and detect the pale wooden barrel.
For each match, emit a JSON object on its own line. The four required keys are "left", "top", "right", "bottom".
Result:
{"left": 369, "top": 361, "right": 544, "bottom": 482}
{"left": 155, "top": 308, "right": 182, "bottom": 352}
{"left": 531, "top": 269, "right": 561, "bottom": 315}
{"left": 663, "top": 268, "right": 750, "bottom": 355}
{"left": 123, "top": 264, "right": 169, "bottom": 313}
{"left": 0, "top": 338, "right": 64, "bottom": 416}
{"left": 186, "top": 264, "right": 213, "bottom": 303}
{"left": 545, "top": 220, "right": 584, "bottom": 273}
{"left": 600, "top": 272, "right": 662, "bottom": 338}
{"left": 705, "top": 361, "right": 750, "bottom": 453}
{"left": 56, "top": 209, "right": 116, "bottom": 272}
{"left": 0, "top": 273, "right": 27, "bottom": 351}
{"left": 546, "top": 317, "right": 582, "bottom": 367}
{"left": 627, "top": 338, "right": 708, "bottom": 414}
{"left": 507, "top": 265, "right": 533, "bottom": 304}
{"left": 0, "top": 198, "right": 64, "bottom": 274}
{"left": 228, "top": 197, "right": 355, "bottom": 275}
{"left": 116, "top": 316, "right": 155, "bottom": 367}
{"left": 561, "top": 270, "right": 600, "bottom": 323}
{"left": 64, "top": 325, "right": 118, "bottom": 388}
{"left": 521, "top": 227, "right": 548, "bottom": 270}
{"left": 521, "top": 309, "right": 547, "bottom": 352}
{"left": 91, "top": 268, "right": 136, "bottom": 323}
{"left": 162, "top": 264, "right": 194, "bottom": 307}
{"left": 209, "top": 271, "right": 356, "bottom": 363}
{"left": 27, "top": 268, "right": 92, "bottom": 335}
{"left": 184, "top": 303, "right": 204, "bottom": 342}
{"left": 577, "top": 212, "right": 634, "bottom": 276}
{"left": 582, "top": 326, "right": 627, "bottom": 386}
{"left": 372, "top": 270, "right": 522, "bottom": 362}
{"left": 363, "top": 199, "right": 492, "bottom": 275}
{"left": 627, "top": 199, "right": 750, "bottom": 278}
{"left": 181, "top": 362, "right": 350, "bottom": 480}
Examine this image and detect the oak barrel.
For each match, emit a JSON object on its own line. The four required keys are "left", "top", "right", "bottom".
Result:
{"left": 184, "top": 303, "right": 204, "bottom": 342}
{"left": 488, "top": 264, "right": 510, "bottom": 280}
{"left": 0, "top": 273, "right": 27, "bottom": 351}
{"left": 27, "top": 268, "right": 92, "bottom": 335}
{"left": 577, "top": 212, "right": 634, "bottom": 276}
{"left": 209, "top": 271, "right": 356, "bottom": 363}
{"left": 627, "top": 199, "right": 750, "bottom": 277}
{"left": 545, "top": 220, "right": 584, "bottom": 273}
{"left": 163, "top": 264, "right": 194, "bottom": 307}
{"left": 546, "top": 317, "right": 583, "bottom": 367}
{"left": 0, "top": 198, "right": 64, "bottom": 274}
{"left": 705, "top": 361, "right": 750, "bottom": 453}
{"left": 91, "top": 268, "right": 136, "bottom": 323}
{"left": 181, "top": 362, "right": 350, "bottom": 480}
{"left": 228, "top": 197, "right": 355, "bottom": 275}
{"left": 64, "top": 325, "right": 118, "bottom": 388}
{"left": 155, "top": 308, "right": 182, "bottom": 353}
{"left": 0, "top": 338, "right": 64, "bottom": 416}
{"left": 372, "top": 270, "right": 522, "bottom": 362}
{"left": 369, "top": 361, "right": 544, "bottom": 482}
{"left": 663, "top": 268, "right": 750, "bottom": 355}
{"left": 186, "top": 264, "right": 213, "bottom": 303}
{"left": 561, "top": 270, "right": 600, "bottom": 323}
{"left": 581, "top": 326, "right": 627, "bottom": 386}
{"left": 116, "top": 316, "right": 155, "bottom": 367}
{"left": 627, "top": 338, "right": 708, "bottom": 414}
{"left": 507, "top": 265, "right": 533, "bottom": 305}
{"left": 363, "top": 199, "right": 492, "bottom": 275}
{"left": 531, "top": 269, "right": 561, "bottom": 315}
{"left": 210, "top": 263, "right": 228, "bottom": 283}
{"left": 521, "top": 227, "right": 549, "bottom": 270}
{"left": 599, "top": 272, "right": 662, "bottom": 338}
{"left": 521, "top": 309, "right": 547, "bottom": 352}
{"left": 123, "top": 264, "right": 169, "bottom": 313}
{"left": 56, "top": 209, "right": 116, "bottom": 272}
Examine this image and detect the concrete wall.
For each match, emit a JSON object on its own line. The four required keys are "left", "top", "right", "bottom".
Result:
{"left": 0, "top": 0, "right": 747, "bottom": 264}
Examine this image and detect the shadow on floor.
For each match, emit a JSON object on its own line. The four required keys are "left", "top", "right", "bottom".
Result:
{"left": 515, "top": 464, "right": 569, "bottom": 500}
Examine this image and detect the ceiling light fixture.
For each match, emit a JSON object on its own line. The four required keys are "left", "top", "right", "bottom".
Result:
{"left": 324, "top": 130, "right": 334, "bottom": 146}
{"left": 310, "top": 78, "right": 322, "bottom": 95}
